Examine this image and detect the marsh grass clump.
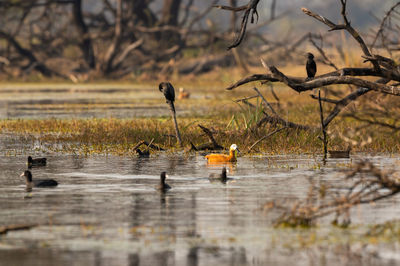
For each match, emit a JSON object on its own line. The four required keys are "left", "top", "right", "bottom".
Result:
{"left": 1, "top": 114, "right": 400, "bottom": 155}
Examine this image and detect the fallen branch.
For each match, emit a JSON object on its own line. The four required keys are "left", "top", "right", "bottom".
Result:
{"left": 188, "top": 124, "right": 225, "bottom": 151}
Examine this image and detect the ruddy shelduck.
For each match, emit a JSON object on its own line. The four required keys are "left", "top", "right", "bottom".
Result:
{"left": 205, "top": 144, "right": 238, "bottom": 163}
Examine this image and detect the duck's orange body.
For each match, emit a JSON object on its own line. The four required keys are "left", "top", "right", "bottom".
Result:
{"left": 205, "top": 144, "right": 238, "bottom": 163}
{"left": 178, "top": 87, "right": 190, "bottom": 100}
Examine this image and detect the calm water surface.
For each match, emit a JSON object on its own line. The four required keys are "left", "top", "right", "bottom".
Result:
{"left": 0, "top": 84, "right": 216, "bottom": 118}
{"left": 1, "top": 153, "right": 400, "bottom": 266}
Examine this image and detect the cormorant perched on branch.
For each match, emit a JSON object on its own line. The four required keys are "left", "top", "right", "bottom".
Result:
{"left": 159, "top": 82, "right": 175, "bottom": 113}
{"left": 158, "top": 82, "right": 183, "bottom": 147}
{"left": 306, "top": 52, "right": 317, "bottom": 79}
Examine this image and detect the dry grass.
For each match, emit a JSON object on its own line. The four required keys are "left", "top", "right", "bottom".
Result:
{"left": 1, "top": 108, "right": 400, "bottom": 156}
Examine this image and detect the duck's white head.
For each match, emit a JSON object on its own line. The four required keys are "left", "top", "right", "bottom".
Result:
{"left": 230, "top": 144, "right": 237, "bottom": 150}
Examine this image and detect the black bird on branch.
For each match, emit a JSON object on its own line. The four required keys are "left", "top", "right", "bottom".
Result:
{"left": 159, "top": 82, "right": 175, "bottom": 113}
{"left": 306, "top": 52, "right": 317, "bottom": 80}
{"left": 158, "top": 82, "right": 183, "bottom": 147}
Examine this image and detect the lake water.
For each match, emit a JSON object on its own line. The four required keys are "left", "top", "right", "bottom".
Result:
{"left": 1, "top": 152, "right": 400, "bottom": 266}
{"left": 0, "top": 84, "right": 217, "bottom": 119}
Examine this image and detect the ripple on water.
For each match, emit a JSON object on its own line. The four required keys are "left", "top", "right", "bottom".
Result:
{"left": 1, "top": 154, "right": 400, "bottom": 266}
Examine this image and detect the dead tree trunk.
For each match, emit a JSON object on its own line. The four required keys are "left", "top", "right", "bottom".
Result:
{"left": 72, "top": 0, "right": 95, "bottom": 69}
{"left": 0, "top": 30, "right": 55, "bottom": 77}
{"left": 129, "top": 0, "right": 157, "bottom": 26}
{"left": 161, "top": 0, "right": 181, "bottom": 25}
{"left": 160, "top": 0, "right": 182, "bottom": 47}
{"left": 102, "top": 0, "right": 123, "bottom": 74}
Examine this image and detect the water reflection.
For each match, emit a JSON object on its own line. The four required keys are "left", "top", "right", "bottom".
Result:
{"left": 1, "top": 154, "right": 400, "bottom": 265}
{"left": 0, "top": 84, "right": 211, "bottom": 119}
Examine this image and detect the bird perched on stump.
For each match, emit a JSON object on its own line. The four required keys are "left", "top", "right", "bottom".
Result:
{"left": 159, "top": 82, "right": 176, "bottom": 113}
{"left": 158, "top": 82, "right": 183, "bottom": 147}
{"left": 306, "top": 53, "right": 317, "bottom": 80}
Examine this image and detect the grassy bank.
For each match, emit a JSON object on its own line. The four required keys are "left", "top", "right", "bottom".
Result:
{"left": 1, "top": 113, "right": 399, "bottom": 156}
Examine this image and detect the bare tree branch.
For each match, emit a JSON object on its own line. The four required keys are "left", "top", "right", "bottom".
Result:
{"left": 215, "top": 0, "right": 261, "bottom": 49}
{"left": 371, "top": 2, "right": 400, "bottom": 49}
{"left": 301, "top": 6, "right": 381, "bottom": 72}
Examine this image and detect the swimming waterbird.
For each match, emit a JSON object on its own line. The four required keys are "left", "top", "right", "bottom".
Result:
{"left": 208, "top": 167, "right": 228, "bottom": 183}
{"left": 205, "top": 144, "right": 238, "bottom": 163}
{"left": 27, "top": 156, "right": 47, "bottom": 167}
{"left": 157, "top": 172, "right": 171, "bottom": 193}
{"left": 21, "top": 170, "right": 58, "bottom": 191}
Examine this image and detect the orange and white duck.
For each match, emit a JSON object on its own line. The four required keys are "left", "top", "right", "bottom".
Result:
{"left": 205, "top": 144, "right": 238, "bottom": 163}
